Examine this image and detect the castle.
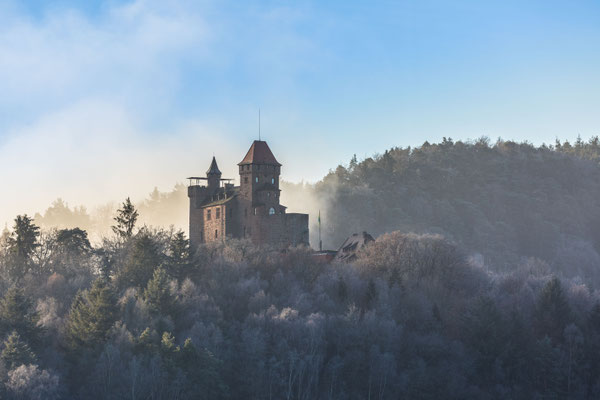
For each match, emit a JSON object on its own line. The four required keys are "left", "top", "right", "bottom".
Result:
{"left": 188, "top": 140, "right": 309, "bottom": 249}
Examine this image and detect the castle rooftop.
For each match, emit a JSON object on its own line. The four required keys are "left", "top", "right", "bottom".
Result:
{"left": 238, "top": 140, "right": 281, "bottom": 166}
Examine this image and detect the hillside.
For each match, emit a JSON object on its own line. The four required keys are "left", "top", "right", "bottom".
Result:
{"left": 4, "top": 138, "right": 600, "bottom": 398}
{"left": 313, "top": 138, "right": 600, "bottom": 284}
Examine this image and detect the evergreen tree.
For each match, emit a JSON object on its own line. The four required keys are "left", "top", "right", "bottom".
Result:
{"left": 8, "top": 215, "right": 40, "bottom": 259}
{"left": 112, "top": 197, "right": 138, "bottom": 239}
{"left": 143, "top": 267, "right": 176, "bottom": 317}
{"left": 0, "top": 287, "right": 41, "bottom": 347}
{"left": 7, "top": 215, "right": 40, "bottom": 279}
{"left": 116, "top": 232, "right": 162, "bottom": 289}
{"left": 166, "top": 231, "right": 191, "bottom": 282}
{"left": 56, "top": 228, "right": 91, "bottom": 256}
{"left": 65, "top": 279, "right": 117, "bottom": 352}
{"left": 179, "top": 338, "right": 229, "bottom": 399}
{"left": 534, "top": 277, "right": 571, "bottom": 342}
{"left": 1, "top": 331, "right": 36, "bottom": 369}
{"left": 462, "top": 296, "right": 508, "bottom": 383}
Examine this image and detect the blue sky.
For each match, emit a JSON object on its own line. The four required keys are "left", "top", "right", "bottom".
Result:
{"left": 1, "top": 0, "right": 600, "bottom": 224}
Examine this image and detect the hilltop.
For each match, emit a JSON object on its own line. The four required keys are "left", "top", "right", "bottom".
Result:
{"left": 313, "top": 137, "right": 600, "bottom": 283}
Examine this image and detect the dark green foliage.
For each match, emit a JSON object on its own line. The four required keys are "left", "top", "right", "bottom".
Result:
{"left": 6, "top": 215, "right": 40, "bottom": 279}
{"left": 166, "top": 230, "right": 192, "bottom": 282}
{"left": 1, "top": 331, "right": 36, "bottom": 369}
{"left": 56, "top": 228, "right": 91, "bottom": 256}
{"left": 111, "top": 197, "right": 138, "bottom": 239}
{"left": 462, "top": 297, "right": 508, "bottom": 383}
{"left": 143, "top": 267, "right": 176, "bottom": 316}
{"left": 65, "top": 279, "right": 117, "bottom": 352}
{"left": 534, "top": 276, "right": 571, "bottom": 342}
{"left": 8, "top": 215, "right": 40, "bottom": 260}
{"left": 179, "top": 338, "right": 229, "bottom": 399}
{"left": 0, "top": 287, "right": 42, "bottom": 347}
{"left": 116, "top": 232, "right": 162, "bottom": 289}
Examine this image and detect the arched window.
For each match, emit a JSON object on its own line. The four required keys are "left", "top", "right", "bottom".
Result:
{"left": 269, "top": 207, "right": 275, "bottom": 215}
{"left": 215, "top": 229, "right": 218, "bottom": 238}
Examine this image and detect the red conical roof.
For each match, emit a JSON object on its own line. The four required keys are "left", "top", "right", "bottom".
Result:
{"left": 238, "top": 140, "right": 281, "bottom": 166}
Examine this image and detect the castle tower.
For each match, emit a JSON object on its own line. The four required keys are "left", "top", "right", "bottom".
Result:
{"left": 238, "top": 140, "right": 281, "bottom": 201}
{"left": 238, "top": 140, "right": 285, "bottom": 242}
{"left": 206, "top": 156, "right": 222, "bottom": 191}
{"left": 187, "top": 139, "right": 308, "bottom": 250}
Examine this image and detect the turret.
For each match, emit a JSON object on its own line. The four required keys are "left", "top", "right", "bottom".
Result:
{"left": 206, "top": 156, "right": 222, "bottom": 191}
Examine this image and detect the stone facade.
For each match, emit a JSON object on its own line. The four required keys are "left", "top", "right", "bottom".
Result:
{"left": 188, "top": 141, "right": 309, "bottom": 249}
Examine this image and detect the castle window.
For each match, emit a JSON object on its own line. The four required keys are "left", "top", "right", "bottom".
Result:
{"left": 255, "top": 177, "right": 259, "bottom": 183}
{"left": 216, "top": 208, "right": 220, "bottom": 219}
{"left": 254, "top": 208, "right": 257, "bottom": 215}
{"left": 215, "top": 230, "right": 218, "bottom": 238}
{"left": 244, "top": 176, "right": 248, "bottom": 184}
{"left": 207, "top": 209, "right": 211, "bottom": 220}
{"left": 269, "top": 207, "right": 275, "bottom": 215}
{"left": 271, "top": 178, "right": 275, "bottom": 184}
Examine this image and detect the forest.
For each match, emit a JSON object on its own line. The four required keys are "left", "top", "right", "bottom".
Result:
{"left": 3, "top": 137, "right": 600, "bottom": 398}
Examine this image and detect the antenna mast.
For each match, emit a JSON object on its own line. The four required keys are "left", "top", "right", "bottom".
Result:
{"left": 259, "top": 108, "right": 261, "bottom": 141}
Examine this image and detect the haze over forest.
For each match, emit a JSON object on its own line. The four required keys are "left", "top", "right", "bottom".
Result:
{"left": 4, "top": 137, "right": 600, "bottom": 398}
{"left": 31, "top": 136, "right": 600, "bottom": 281}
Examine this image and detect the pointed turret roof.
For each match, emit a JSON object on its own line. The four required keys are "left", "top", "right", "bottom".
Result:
{"left": 238, "top": 140, "right": 281, "bottom": 166}
{"left": 206, "top": 156, "right": 222, "bottom": 175}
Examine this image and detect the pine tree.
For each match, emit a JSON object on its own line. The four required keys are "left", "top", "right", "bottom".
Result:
{"left": 166, "top": 231, "right": 191, "bottom": 282}
{"left": 0, "top": 287, "right": 42, "bottom": 347}
{"left": 143, "top": 267, "right": 176, "bottom": 316}
{"left": 56, "top": 228, "right": 91, "bottom": 256}
{"left": 179, "top": 338, "right": 229, "bottom": 399}
{"left": 112, "top": 197, "right": 139, "bottom": 239}
{"left": 7, "top": 215, "right": 40, "bottom": 279}
{"left": 534, "top": 276, "right": 571, "bottom": 343}
{"left": 1, "top": 331, "right": 36, "bottom": 369}
{"left": 65, "top": 279, "right": 117, "bottom": 352}
{"left": 8, "top": 215, "right": 40, "bottom": 259}
{"left": 116, "top": 232, "right": 162, "bottom": 289}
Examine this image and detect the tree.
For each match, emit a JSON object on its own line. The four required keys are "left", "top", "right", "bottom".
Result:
{"left": 143, "top": 267, "right": 176, "bottom": 317}
{"left": 462, "top": 297, "right": 507, "bottom": 383}
{"left": 116, "top": 232, "right": 162, "bottom": 289}
{"left": 112, "top": 197, "right": 138, "bottom": 239}
{"left": 56, "top": 228, "right": 91, "bottom": 256}
{"left": 534, "top": 277, "right": 571, "bottom": 342}
{"left": 166, "top": 231, "right": 192, "bottom": 282}
{"left": 8, "top": 215, "right": 40, "bottom": 260}
{"left": 7, "top": 215, "right": 40, "bottom": 279}
{"left": 65, "top": 279, "right": 117, "bottom": 352}
{"left": 1, "top": 331, "right": 36, "bottom": 369}
{"left": 0, "top": 287, "right": 42, "bottom": 347}
{"left": 179, "top": 338, "right": 229, "bottom": 399}
{"left": 6, "top": 364, "right": 60, "bottom": 400}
